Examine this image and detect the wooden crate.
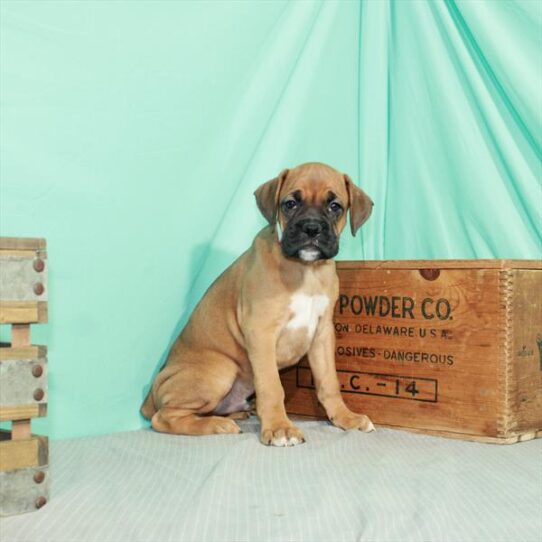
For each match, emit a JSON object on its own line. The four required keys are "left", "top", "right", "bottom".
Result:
{"left": 282, "top": 260, "right": 542, "bottom": 444}
{"left": 0, "top": 237, "right": 49, "bottom": 516}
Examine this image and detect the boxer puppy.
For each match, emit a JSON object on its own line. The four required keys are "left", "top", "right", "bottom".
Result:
{"left": 141, "top": 162, "right": 374, "bottom": 446}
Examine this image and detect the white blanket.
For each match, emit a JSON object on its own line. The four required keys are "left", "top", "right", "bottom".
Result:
{"left": 2, "top": 418, "right": 541, "bottom": 542}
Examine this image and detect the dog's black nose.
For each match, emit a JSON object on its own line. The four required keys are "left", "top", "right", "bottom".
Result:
{"left": 301, "top": 220, "right": 325, "bottom": 238}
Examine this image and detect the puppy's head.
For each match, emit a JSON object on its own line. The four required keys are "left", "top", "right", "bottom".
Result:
{"left": 254, "top": 162, "right": 373, "bottom": 262}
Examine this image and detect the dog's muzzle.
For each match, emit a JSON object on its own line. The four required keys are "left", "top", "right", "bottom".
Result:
{"left": 280, "top": 211, "right": 339, "bottom": 262}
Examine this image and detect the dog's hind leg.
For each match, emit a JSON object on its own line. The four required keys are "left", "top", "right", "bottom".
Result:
{"left": 152, "top": 409, "right": 242, "bottom": 435}
{"left": 150, "top": 355, "right": 242, "bottom": 436}
{"left": 140, "top": 390, "right": 156, "bottom": 420}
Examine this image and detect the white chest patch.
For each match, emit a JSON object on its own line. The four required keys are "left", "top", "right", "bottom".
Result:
{"left": 286, "top": 293, "right": 330, "bottom": 338}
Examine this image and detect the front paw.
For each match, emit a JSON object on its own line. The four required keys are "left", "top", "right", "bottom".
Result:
{"left": 331, "top": 409, "right": 375, "bottom": 433}
{"left": 261, "top": 424, "right": 305, "bottom": 447}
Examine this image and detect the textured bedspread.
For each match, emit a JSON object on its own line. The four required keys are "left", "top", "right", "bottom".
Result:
{"left": 2, "top": 418, "right": 541, "bottom": 542}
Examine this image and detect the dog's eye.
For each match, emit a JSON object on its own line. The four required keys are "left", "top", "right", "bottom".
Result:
{"left": 329, "top": 201, "right": 343, "bottom": 214}
{"left": 283, "top": 200, "right": 298, "bottom": 211}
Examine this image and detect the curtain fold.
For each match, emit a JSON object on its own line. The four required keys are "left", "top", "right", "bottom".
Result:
{"left": 0, "top": 0, "right": 540, "bottom": 437}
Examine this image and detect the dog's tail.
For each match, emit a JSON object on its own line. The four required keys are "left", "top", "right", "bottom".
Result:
{"left": 140, "top": 390, "right": 157, "bottom": 420}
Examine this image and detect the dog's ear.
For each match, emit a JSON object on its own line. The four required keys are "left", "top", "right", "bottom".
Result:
{"left": 344, "top": 174, "right": 374, "bottom": 236}
{"left": 254, "top": 169, "right": 289, "bottom": 227}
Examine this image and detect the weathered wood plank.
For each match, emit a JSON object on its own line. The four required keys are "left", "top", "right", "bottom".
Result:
{"left": 0, "top": 346, "right": 47, "bottom": 361}
{"left": 0, "top": 302, "right": 47, "bottom": 324}
{"left": 0, "top": 435, "right": 48, "bottom": 471}
{"left": 337, "top": 260, "right": 542, "bottom": 270}
{"left": 509, "top": 269, "right": 542, "bottom": 434}
{"left": 0, "top": 250, "right": 47, "bottom": 258}
{"left": 0, "top": 405, "right": 45, "bottom": 421}
{"left": 11, "top": 420, "right": 31, "bottom": 440}
{"left": 0, "top": 238, "right": 46, "bottom": 251}
{"left": 11, "top": 325, "right": 31, "bottom": 348}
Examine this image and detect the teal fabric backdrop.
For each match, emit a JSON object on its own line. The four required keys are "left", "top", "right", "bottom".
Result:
{"left": 1, "top": 0, "right": 541, "bottom": 439}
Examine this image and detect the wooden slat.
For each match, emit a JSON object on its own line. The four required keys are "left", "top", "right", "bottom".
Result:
{"left": 377, "top": 424, "right": 542, "bottom": 444}
{"left": 0, "top": 250, "right": 47, "bottom": 258}
{"left": 336, "top": 260, "right": 542, "bottom": 270}
{"left": 11, "top": 324, "right": 30, "bottom": 347}
{"left": 0, "top": 346, "right": 47, "bottom": 361}
{"left": 0, "top": 435, "right": 48, "bottom": 471}
{"left": 0, "top": 301, "right": 47, "bottom": 324}
{"left": 509, "top": 269, "right": 542, "bottom": 434}
{"left": 0, "top": 437, "right": 38, "bottom": 471}
{"left": 0, "top": 404, "right": 45, "bottom": 422}
{"left": 11, "top": 420, "right": 31, "bottom": 440}
{"left": 0, "top": 238, "right": 46, "bottom": 251}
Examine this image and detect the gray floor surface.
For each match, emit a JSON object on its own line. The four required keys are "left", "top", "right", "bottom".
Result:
{"left": 1, "top": 417, "right": 541, "bottom": 542}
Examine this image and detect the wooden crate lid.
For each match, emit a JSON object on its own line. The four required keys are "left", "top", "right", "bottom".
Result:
{"left": 337, "top": 259, "right": 542, "bottom": 270}
{"left": 0, "top": 238, "right": 46, "bottom": 251}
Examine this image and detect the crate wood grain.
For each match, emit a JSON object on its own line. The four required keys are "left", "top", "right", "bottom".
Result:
{"left": 0, "top": 238, "right": 46, "bottom": 251}
{"left": 0, "top": 346, "right": 48, "bottom": 421}
{"left": 0, "top": 237, "right": 47, "bottom": 324}
{"left": 0, "top": 431, "right": 48, "bottom": 471}
{"left": 0, "top": 302, "right": 48, "bottom": 325}
{"left": 282, "top": 260, "right": 542, "bottom": 444}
